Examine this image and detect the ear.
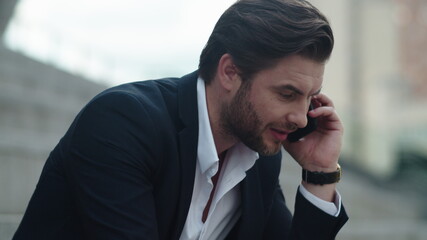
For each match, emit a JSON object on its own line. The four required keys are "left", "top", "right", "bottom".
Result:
{"left": 216, "top": 53, "right": 241, "bottom": 91}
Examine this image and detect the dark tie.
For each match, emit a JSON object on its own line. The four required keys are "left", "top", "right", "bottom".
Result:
{"left": 202, "top": 151, "right": 227, "bottom": 223}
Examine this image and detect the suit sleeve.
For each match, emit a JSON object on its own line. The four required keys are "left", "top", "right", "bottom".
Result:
{"left": 264, "top": 184, "right": 348, "bottom": 240}
{"left": 64, "top": 91, "right": 161, "bottom": 240}
{"left": 290, "top": 189, "right": 348, "bottom": 239}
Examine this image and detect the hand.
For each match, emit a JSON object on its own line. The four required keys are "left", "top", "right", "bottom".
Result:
{"left": 282, "top": 93, "right": 343, "bottom": 172}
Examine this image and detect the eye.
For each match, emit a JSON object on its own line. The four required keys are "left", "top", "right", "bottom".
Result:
{"left": 279, "top": 92, "right": 295, "bottom": 100}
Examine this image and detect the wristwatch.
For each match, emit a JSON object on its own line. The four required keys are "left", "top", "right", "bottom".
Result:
{"left": 302, "top": 164, "right": 341, "bottom": 185}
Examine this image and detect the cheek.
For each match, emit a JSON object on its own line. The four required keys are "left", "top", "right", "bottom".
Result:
{"left": 253, "top": 106, "right": 280, "bottom": 128}
{"left": 250, "top": 93, "right": 274, "bottom": 113}
{"left": 249, "top": 91, "right": 284, "bottom": 124}
{"left": 254, "top": 99, "right": 284, "bottom": 122}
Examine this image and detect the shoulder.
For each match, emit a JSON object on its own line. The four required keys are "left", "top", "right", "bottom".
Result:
{"left": 95, "top": 77, "right": 180, "bottom": 108}
{"left": 63, "top": 79, "right": 182, "bottom": 173}
{"left": 67, "top": 77, "right": 184, "bottom": 145}
{"left": 77, "top": 77, "right": 182, "bottom": 124}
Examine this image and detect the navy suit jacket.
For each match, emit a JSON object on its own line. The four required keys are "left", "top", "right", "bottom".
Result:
{"left": 13, "top": 71, "right": 347, "bottom": 240}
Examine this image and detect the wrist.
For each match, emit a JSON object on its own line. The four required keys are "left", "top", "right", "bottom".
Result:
{"left": 302, "top": 162, "right": 339, "bottom": 173}
{"left": 301, "top": 181, "right": 336, "bottom": 202}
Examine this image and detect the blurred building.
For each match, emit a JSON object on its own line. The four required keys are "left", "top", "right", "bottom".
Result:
{"left": 0, "top": 0, "right": 106, "bottom": 239}
{"left": 301, "top": 1, "right": 427, "bottom": 239}
{"left": 311, "top": 0, "right": 427, "bottom": 183}
{"left": 398, "top": 0, "right": 427, "bottom": 98}
{"left": 395, "top": 0, "right": 427, "bottom": 184}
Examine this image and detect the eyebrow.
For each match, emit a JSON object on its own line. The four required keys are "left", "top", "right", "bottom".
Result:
{"left": 275, "top": 84, "right": 322, "bottom": 96}
{"left": 275, "top": 85, "right": 304, "bottom": 95}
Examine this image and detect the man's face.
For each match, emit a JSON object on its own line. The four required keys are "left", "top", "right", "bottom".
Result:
{"left": 220, "top": 55, "right": 324, "bottom": 155}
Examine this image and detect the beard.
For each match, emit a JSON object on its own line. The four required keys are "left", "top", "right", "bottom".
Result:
{"left": 220, "top": 81, "right": 281, "bottom": 156}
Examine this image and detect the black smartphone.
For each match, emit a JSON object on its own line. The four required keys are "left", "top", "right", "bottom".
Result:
{"left": 287, "top": 104, "right": 317, "bottom": 142}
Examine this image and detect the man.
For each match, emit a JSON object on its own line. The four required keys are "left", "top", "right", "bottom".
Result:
{"left": 13, "top": 0, "right": 348, "bottom": 239}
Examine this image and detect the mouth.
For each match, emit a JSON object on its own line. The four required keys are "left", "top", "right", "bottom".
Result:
{"left": 270, "top": 128, "right": 290, "bottom": 142}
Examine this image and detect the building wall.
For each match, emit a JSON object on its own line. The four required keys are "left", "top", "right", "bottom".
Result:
{"left": 354, "top": 0, "right": 400, "bottom": 177}
{"left": 311, "top": 0, "right": 427, "bottom": 178}
{"left": 397, "top": 0, "right": 427, "bottom": 99}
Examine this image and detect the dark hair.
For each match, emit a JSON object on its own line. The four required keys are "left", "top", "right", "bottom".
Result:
{"left": 198, "top": 0, "right": 334, "bottom": 84}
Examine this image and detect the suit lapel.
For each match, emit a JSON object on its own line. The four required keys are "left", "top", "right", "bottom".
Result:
{"left": 172, "top": 71, "right": 199, "bottom": 239}
{"left": 227, "top": 164, "right": 265, "bottom": 239}
{"left": 171, "top": 72, "right": 266, "bottom": 239}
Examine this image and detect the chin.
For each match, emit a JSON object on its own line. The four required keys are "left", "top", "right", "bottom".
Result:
{"left": 258, "top": 141, "right": 282, "bottom": 156}
{"left": 242, "top": 134, "right": 282, "bottom": 156}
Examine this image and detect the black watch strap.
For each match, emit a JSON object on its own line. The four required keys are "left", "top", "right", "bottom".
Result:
{"left": 302, "top": 164, "right": 341, "bottom": 185}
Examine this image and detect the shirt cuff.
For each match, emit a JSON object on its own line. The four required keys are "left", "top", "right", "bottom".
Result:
{"left": 298, "top": 184, "right": 342, "bottom": 217}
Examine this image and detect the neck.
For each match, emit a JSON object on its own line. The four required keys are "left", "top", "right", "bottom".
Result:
{"left": 205, "top": 81, "right": 238, "bottom": 155}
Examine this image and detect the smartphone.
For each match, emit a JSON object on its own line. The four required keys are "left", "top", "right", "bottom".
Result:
{"left": 287, "top": 104, "right": 317, "bottom": 142}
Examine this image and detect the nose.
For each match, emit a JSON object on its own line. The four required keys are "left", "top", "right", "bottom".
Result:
{"left": 287, "top": 105, "right": 309, "bottom": 129}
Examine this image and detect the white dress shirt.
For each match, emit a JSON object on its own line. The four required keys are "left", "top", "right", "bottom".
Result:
{"left": 179, "top": 77, "right": 341, "bottom": 240}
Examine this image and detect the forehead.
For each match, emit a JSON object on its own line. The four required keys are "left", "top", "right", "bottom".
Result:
{"left": 252, "top": 55, "right": 325, "bottom": 91}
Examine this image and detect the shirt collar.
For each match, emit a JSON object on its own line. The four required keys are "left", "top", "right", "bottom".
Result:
{"left": 196, "top": 77, "right": 259, "bottom": 174}
{"left": 197, "top": 77, "right": 220, "bottom": 173}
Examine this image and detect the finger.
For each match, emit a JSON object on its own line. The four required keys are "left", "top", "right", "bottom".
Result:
{"left": 312, "top": 93, "right": 335, "bottom": 108}
{"left": 309, "top": 106, "right": 343, "bottom": 132}
{"left": 309, "top": 106, "right": 341, "bottom": 122}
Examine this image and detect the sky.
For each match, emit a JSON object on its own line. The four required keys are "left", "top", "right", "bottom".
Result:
{"left": 4, "top": 0, "right": 235, "bottom": 85}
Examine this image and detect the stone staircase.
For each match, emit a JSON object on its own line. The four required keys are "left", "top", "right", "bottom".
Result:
{"left": 0, "top": 46, "right": 106, "bottom": 240}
